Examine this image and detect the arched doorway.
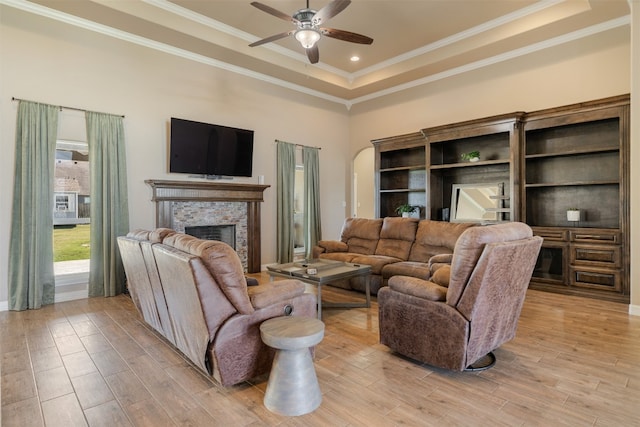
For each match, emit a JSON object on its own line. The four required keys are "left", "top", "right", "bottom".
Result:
{"left": 352, "top": 147, "right": 375, "bottom": 218}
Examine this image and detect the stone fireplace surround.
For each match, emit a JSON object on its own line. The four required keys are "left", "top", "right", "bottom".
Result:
{"left": 145, "top": 180, "right": 270, "bottom": 273}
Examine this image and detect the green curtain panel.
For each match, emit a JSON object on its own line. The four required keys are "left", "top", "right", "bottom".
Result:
{"left": 302, "top": 146, "right": 321, "bottom": 259}
{"left": 8, "top": 101, "right": 59, "bottom": 310}
{"left": 276, "top": 141, "right": 296, "bottom": 264}
{"left": 86, "top": 111, "right": 129, "bottom": 297}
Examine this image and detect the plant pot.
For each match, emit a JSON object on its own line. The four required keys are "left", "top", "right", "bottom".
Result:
{"left": 469, "top": 157, "right": 480, "bottom": 162}
{"left": 401, "top": 212, "right": 410, "bottom": 218}
{"left": 567, "top": 210, "right": 580, "bottom": 221}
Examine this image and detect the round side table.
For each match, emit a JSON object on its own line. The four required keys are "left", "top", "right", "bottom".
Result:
{"left": 260, "top": 316, "right": 325, "bottom": 416}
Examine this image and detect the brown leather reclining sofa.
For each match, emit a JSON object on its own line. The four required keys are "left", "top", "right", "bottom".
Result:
{"left": 118, "top": 228, "right": 317, "bottom": 387}
{"left": 311, "top": 217, "right": 476, "bottom": 295}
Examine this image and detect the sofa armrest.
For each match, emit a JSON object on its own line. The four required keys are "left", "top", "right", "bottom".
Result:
{"left": 429, "top": 253, "right": 453, "bottom": 267}
{"left": 317, "top": 240, "right": 348, "bottom": 253}
{"left": 248, "top": 280, "right": 306, "bottom": 310}
{"left": 388, "top": 275, "right": 447, "bottom": 301}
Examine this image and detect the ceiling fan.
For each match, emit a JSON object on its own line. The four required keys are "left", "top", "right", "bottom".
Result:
{"left": 249, "top": 0, "right": 373, "bottom": 64}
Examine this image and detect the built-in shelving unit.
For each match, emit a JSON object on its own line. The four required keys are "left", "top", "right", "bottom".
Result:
{"left": 371, "top": 95, "right": 629, "bottom": 303}
{"left": 522, "top": 95, "right": 629, "bottom": 302}
{"left": 373, "top": 132, "right": 426, "bottom": 218}
{"left": 423, "top": 113, "right": 523, "bottom": 223}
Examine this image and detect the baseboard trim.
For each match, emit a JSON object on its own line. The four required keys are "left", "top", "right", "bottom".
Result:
{"left": 629, "top": 303, "right": 640, "bottom": 317}
{"left": 55, "top": 290, "right": 89, "bottom": 303}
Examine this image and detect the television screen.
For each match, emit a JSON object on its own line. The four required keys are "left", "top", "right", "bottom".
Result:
{"left": 169, "top": 117, "right": 254, "bottom": 177}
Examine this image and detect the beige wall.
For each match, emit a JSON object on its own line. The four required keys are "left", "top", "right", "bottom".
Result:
{"left": 0, "top": 6, "right": 636, "bottom": 310}
{"left": 0, "top": 7, "right": 350, "bottom": 304}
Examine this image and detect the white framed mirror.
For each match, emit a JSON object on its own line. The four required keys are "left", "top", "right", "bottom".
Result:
{"left": 450, "top": 183, "right": 504, "bottom": 223}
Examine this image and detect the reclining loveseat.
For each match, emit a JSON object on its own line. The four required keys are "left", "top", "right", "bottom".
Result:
{"left": 118, "top": 228, "right": 317, "bottom": 386}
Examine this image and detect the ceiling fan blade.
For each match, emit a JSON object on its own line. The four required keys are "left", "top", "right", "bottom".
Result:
{"left": 306, "top": 45, "right": 319, "bottom": 64}
{"left": 320, "top": 28, "right": 373, "bottom": 44}
{"left": 312, "top": 0, "right": 351, "bottom": 26}
{"left": 249, "top": 30, "right": 294, "bottom": 47}
{"left": 250, "top": 2, "right": 299, "bottom": 25}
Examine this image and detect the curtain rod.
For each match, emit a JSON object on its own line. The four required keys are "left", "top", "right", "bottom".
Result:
{"left": 274, "top": 139, "right": 321, "bottom": 150}
{"left": 11, "top": 97, "right": 125, "bottom": 118}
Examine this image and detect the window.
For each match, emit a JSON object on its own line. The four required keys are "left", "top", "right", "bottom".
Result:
{"left": 53, "top": 129, "right": 90, "bottom": 284}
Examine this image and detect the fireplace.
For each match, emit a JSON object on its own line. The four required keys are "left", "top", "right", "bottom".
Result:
{"left": 185, "top": 224, "right": 236, "bottom": 250}
{"left": 145, "top": 180, "right": 270, "bottom": 273}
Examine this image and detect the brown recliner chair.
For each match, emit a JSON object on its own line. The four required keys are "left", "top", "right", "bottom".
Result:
{"left": 378, "top": 222, "right": 543, "bottom": 371}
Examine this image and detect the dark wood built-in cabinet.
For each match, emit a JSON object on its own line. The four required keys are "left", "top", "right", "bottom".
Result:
{"left": 372, "top": 95, "right": 630, "bottom": 302}
{"left": 374, "top": 132, "right": 426, "bottom": 218}
{"left": 522, "top": 96, "right": 629, "bottom": 302}
{"left": 424, "top": 113, "right": 523, "bottom": 223}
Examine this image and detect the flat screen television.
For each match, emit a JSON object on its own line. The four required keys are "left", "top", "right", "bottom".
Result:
{"left": 169, "top": 117, "right": 254, "bottom": 177}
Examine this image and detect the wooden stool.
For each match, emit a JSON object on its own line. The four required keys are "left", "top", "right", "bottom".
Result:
{"left": 260, "top": 316, "right": 325, "bottom": 416}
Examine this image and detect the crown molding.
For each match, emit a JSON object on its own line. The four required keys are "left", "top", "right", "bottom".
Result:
{"left": 0, "top": 0, "right": 630, "bottom": 109}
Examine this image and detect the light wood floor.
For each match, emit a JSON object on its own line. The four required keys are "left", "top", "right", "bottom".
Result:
{"left": 2, "top": 273, "right": 640, "bottom": 426}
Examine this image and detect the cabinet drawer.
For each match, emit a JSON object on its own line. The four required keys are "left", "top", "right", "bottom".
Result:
{"left": 570, "top": 267, "right": 621, "bottom": 292}
{"left": 570, "top": 230, "right": 620, "bottom": 244}
{"left": 533, "top": 228, "right": 567, "bottom": 241}
{"left": 570, "top": 244, "right": 621, "bottom": 268}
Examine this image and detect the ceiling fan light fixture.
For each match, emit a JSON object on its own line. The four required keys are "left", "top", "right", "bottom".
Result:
{"left": 295, "top": 28, "right": 320, "bottom": 48}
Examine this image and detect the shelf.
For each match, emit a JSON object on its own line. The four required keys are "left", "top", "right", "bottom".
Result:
{"left": 525, "top": 146, "right": 618, "bottom": 159}
{"left": 380, "top": 165, "right": 426, "bottom": 173}
{"left": 525, "top": 180, "right": 619, "bottom": 188}
{"left": 430, "top": 159, "right": 509, "bottom": 170}
{"left": 380, "top": 188, "right": 426, "bottom": 193}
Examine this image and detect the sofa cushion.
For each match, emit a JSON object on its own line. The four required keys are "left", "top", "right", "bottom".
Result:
{"left": 341, "top": 217, "right": 383, "bottom": 255}
{"left": 319, "top": 252, "right": 359, "bottom": 263}
{"left": 375, "top": 217, "right": 418, "bottom": 260}
{"left": 408, "top": 221, "right": 475, "bottom": 262}
{"left": 350, "top": 254, "right": 402, "bottom": 275}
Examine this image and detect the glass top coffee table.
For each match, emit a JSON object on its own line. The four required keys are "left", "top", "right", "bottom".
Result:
{"left": 267, "top": 259, "right": 372, "bottom": 319}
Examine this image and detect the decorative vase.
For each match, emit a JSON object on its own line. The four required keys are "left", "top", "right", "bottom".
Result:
{"left": 567, "top": 210, "right": 580, "bottom": 222}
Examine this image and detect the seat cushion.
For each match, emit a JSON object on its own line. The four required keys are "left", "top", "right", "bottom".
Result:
{"left": 319, "top": 252, "right": 359, "bottom": 263}
{"left": 350, "top": 255, "right": 402, "bottom": 275}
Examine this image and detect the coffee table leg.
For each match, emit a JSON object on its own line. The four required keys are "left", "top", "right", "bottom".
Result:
{"left": 365, "top": 274, "right": 371, "bottom": 308}
{"left": 317, "top": 283, "right": 322, "bottom": 319}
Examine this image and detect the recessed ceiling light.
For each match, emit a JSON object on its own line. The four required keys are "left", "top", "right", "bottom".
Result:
{"left": 350, "top": 56, "right": 360, "bottom": 62}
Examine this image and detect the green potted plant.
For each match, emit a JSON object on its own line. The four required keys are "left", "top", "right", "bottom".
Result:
{"left": 461, "top": 150, "right": 480, "bottom": 162}
{"left": 395, "top": 204, "right": 419, "bottom": 218}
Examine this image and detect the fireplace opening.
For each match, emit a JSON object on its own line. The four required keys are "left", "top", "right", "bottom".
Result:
{"left": 185, "top": 225, "right": 236, "bottom": 250}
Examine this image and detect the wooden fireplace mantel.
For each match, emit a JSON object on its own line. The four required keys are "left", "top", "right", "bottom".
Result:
{"left": 145, "top": 179, "right": 270, "bottom": 273}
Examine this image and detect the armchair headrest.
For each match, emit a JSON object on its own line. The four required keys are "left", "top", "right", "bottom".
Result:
{"left": 447, "top": 222, "right": 534, "bottom": 306}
